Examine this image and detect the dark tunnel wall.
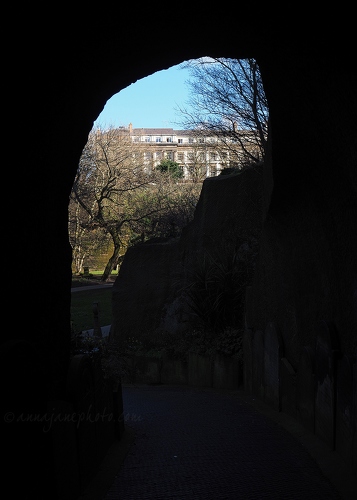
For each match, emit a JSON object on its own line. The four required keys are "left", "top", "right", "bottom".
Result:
{"left": 4, "top": 9, "right": 356, "bottom": 498}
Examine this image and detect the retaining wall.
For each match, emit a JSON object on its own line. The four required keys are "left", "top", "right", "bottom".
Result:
{"left": 122, "top": 351, "right": 243, "bottom": 391}
{"left": 243, "top": 319, "right": 357, "bottom": 475}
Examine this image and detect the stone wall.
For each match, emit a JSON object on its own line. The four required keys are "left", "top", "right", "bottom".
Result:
{"left": 122, "top": 351, "right": 242, "bottom": 390}
{"left": 243, "top": 320, "right": 356, "bottom": 473}
{"left": 110, "top": 158, "right": 356, "bottom": 474}
{"left": 51, "top": 353, "right": 124, "bottom": 498}
{"left": 110, "top": 164, "right": 263, "bottom": 343}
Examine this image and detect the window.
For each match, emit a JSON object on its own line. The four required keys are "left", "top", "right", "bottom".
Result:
{"left": 210, "top": 152, "right": 218, "bottom": 161}
{"left": 166, "top": 151, "right": 173, "bottom": 160}
{"left": 189, "top": 138, "right": 194, "bottom": 144}
{"left": 144, "top": 152, "right": 152, "bottom": 161}
{"left": 156, "top": 151, "right": 162, "bottom": 160}
{"left": 156, "top": 137, "right": 162, "bottom": 142}
{"left": 166, "top": 137, "right": 172, "bottom": 143}
{"left": 145, "top": 136, "right": 151, "bottom": 142}
{"left": 178, "top": 153, "right": 184, "bottom": 162}
{"left": 188, "top": 153, "right": 195, "bottom": 161}
{"left": 178, "top": 138, "right": 183, "bottom": 144}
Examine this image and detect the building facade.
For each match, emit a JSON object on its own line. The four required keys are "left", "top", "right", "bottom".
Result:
{"left": 126, "top": 123, "right": 236, "bottom": 181}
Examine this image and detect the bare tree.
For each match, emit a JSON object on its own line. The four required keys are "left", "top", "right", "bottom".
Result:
{"left": 71, "top": 126, "right": 164, "bottom": 280}
{"left": 70, "top": 126, "right": 201, "bottom": 281}
{"left": 68, "top": 197, "right": 110, "bottom": 274}
{"left": 176, "top": 58, "right": 269, "bottom": 168}
{"left": 129, "top": 176, "right": 202, "bottom": 243}
{"left": 182, "top": 136, "right": 212, "bottom": 182}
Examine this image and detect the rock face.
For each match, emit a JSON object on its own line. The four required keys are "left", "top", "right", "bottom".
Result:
{"left": 112, "top": 150, "right": 357, "bottom": 361}
{"left": 111, "top": 237, "right": 182, "bottom": 340}
{"left": 110, "top": 164, "right": 264, "bottom": 343}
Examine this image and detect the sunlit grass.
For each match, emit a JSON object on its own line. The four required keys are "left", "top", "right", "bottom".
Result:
{"left": 70, "top": 280, "right": 113, "bottom": 334}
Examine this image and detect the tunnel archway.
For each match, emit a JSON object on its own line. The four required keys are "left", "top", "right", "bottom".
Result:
{"left": 4, "top": 13, "right": 356, "bottom": 498}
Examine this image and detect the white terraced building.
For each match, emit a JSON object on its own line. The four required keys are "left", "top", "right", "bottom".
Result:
{"left": 126, "top": 123, "right": 241, "bottom": 181}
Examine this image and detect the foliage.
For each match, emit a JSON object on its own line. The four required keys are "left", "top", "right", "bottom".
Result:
{"left": 70, "top": 125, "right": 151, "bottom": 279}
{"left": 70, "top": 332, "right": 129, "bottom": 386}
{"left": 156, "top": 159, "right": 184, "bottom": 180}
{"left": 70, "top": 251, "right": 248, "bottom": 382}
{"left": 118, "top": 327, "right": 244, "bottom": 363}
{"left": 179, "top": 235, "right": 259, "bottom": 334}
{"left": 69, "top": 127, "right": 201, "bottom": 280}
{"left": 70, "top": 324, "right": 244, "bottom": 388}
{"left": 129, "top": 181, "right": 201, "bottom": 244}
{"left": 68, "top": 199, "right": 111, "bottom": 274}
{"left": 180, "top": 254, "right": 245, "bottom": 332}
{"left": 70, "top": 331, "right": 107, "bottom": 359}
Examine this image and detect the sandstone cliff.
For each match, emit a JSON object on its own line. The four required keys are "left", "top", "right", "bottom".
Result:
{"left": 110, "top": 164, "right": 263, "bottom": 345}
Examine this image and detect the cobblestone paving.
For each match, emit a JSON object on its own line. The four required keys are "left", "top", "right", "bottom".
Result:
{"left": 104, "top": 384, "right": 343, "bottom": 500}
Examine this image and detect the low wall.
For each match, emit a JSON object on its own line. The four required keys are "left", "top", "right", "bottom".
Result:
{"left": 52, "top": 354, "right": 125, "bottom": 499}
{"left": 122, "top": 351, "right": 243, "bottom": 391}
{"left": 243, "top": 319, "right": 357, "bottom": 475}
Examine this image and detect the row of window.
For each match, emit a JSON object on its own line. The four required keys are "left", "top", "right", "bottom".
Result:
{"left": 142, "top": 151, "right": 224, "bottom": 162}
{"left": 135, "top": 136, "right": 214, "bottom": 144}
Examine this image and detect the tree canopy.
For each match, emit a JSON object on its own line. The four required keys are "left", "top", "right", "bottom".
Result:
{"left": 177, "top": 57, "right": 269, "bottom": 167}
{"left": 69, "top": 126, "right": 200, "bottom": 280}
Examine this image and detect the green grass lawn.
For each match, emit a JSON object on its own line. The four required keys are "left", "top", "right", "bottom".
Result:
{"left": 71, "top": 281, "right": 114, "bottom": 334}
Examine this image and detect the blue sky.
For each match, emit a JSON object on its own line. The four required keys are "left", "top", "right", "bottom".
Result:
{"left": 94, "top": 63, "right": 192, "bottom": 130}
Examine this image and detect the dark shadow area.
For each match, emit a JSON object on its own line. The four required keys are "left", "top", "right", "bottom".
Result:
{"left": 4, "top": 9, "right": 356, "bottom": 499}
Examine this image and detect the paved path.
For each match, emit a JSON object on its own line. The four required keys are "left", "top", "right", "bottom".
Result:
{"left": 71, "top": 283, "right": 114, "bottom": 292}
{"left": 94, "top": 384, "right": 353, "bottom": 500}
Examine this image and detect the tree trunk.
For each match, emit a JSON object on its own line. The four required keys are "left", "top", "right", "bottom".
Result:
{"left": 102, "top": 242, "right": 121, "bottom": 281}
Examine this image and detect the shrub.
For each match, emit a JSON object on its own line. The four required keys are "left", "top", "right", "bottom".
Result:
{"left": 179, "top": 247, "right": 251, "bottom": 333}
{"left": 156, "top": 159, "right": 184, "bottom": 180}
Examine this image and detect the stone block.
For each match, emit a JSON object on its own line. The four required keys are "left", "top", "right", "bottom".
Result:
{"left": 336, "top": 354, "right": 355, "bottom": 468}
{"left": 48, "top": 399, "right": 81, "bottom": 500}
{"left": 280, "top": 357, "right": 297, "bottom": 418}
{"left": 243, "top": 328, "right": 253, "bottom": 394}
{"left": 134, "top": 355, "right": 162, "bottom": 385}
{"left": 188, "top": 352, "right": 213, "bottom": 387}
{"left": 252, "top": 330, "right": 264, "bottom": 399}
{"left": 314, "top": 320, "right": 340, "bottom": 450}
{"left": 213, "top": 354, "right": 241, "bottom": 390}
{"left": 296, "top": 346, "right": 315, "bottom": 433}
{"left": 245, "top": 285, "right": 254, "bottom": 330}
{"left": 67, "top": 355, "right": 98, "bottom": 489}
{"left": 161, "top": 355, "right": 188, "bottom": 385}
{"left": 263, "top": 322, "right": 283, "bottom": 411}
